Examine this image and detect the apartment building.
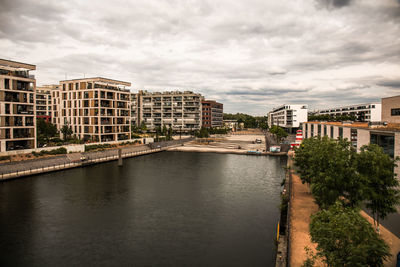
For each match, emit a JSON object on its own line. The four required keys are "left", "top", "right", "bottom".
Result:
{"left": 0, "top": 59, "right": 36, "bottom": 151}
{"left": 131, "top": 90, "right": 202, "bottom": 132}
{"left": 302, "top": 121, "right": 400, "bottom": 178}
{"left": 54, "top": 77, "right": 131, "bottom": 142}
{"left": 268, "top": 104, "right": 308, "bottom": 133}
{"left": 202, "top": 100, "right": 223, "bottom": 128}
{"left": 130, "top": 92, "right": 140, "bottom": 127}
{"left": 382, "top": 95, "right": 400, "bottom": 124}
{"left": 316, "top": 103, "right": 381, "bottom": 122}
{"left": 36, "top": 84, "right": 58, "bottom": 121}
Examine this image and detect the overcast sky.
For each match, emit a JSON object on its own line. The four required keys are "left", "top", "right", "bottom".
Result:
{"left": 1, "top": 0, "right": 399, "bottom": 115}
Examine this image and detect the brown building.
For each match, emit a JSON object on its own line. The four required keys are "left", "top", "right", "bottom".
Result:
{"left": 54, "top": 77, "right": 131, "bottom": 142}
{"left": 202, "top": 100, "right": 223, "bottom": 128}
{"left": 0, "top": 59, "right": 36, "bottom": 151}
{"left": 382, "top": 95, "right": 400, "bottom": 124}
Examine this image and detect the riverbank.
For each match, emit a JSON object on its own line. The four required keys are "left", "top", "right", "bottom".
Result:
{"left": 0, "top": 147, "right": 163, "bottom": 181}
{"left": 287, "top": 154, "right": 400, "bottom": 266}
{"left": 166, "top": 145, "right": 287, "bottom": 156}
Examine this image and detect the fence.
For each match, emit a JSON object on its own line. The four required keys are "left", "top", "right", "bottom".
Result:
{"left": 0, "top": 147, "right": 163, "bottom": 181}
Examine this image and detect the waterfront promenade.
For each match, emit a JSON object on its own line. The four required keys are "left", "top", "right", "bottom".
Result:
{"left": 288, "top": 155, "right": 400, "bottom": 266}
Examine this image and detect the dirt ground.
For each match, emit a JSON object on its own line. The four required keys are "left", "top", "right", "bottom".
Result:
{"left": 288, "top": 155, "right": 400, "bottom": 266}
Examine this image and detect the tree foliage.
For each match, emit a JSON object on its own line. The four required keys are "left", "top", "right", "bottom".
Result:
{"left": 357, "top": 144, "right": 400, "bottom": 228}
{"left": 308, "top": 202, "right": 391, "bottom": 267}
{"left": 223, "top": 113, "right": 268, "bottom": 129}
{"left": 269, "top": 125, "right": 288, "bottom": 143}
{"left": 297, "top": 137, "right": 362, "bottom": 208}
{"left": 60, "top": 124, "right": 73, "bottom": 141}
{"left": 37, "top": 118, "right": 58, "bottom": 146}
{"left": 308, "top": 114, "right": 357, "bottom": 122}
{"left": 195, "top": 127, "right": 210, "bottom": 138}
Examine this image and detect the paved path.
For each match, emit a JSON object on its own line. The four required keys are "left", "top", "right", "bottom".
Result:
{"left": 0, "top": 145, "right": 151, "bottom": 176}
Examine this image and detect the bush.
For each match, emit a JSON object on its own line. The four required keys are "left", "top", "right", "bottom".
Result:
{"left": 0, "top": 155, "right": 11, "bottom": 161}
{"left": 84, "top": 144, "right": 116, "bottom": 152}
{"left": 32, "top": 147, "right": 67, "bottom": 157}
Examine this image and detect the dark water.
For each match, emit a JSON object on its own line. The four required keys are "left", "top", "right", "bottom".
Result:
{"left": 0, "top": 152, "right": 287, "bottom": 267}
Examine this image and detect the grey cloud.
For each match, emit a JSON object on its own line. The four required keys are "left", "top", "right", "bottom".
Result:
{"left": 377, "top": 79, "right": 400, "bottom": 88}
{"left": 225, "top": 88, "right": 310, "bottom": 96}
{"left": 316, "top": 0, "right": 353, "bottom": 9}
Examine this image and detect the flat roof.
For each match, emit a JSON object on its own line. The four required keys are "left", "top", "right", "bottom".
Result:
{"left": 0, "top": 58, "right": 36, "bottom": 70}
{"left": 382, "top": 95, "right": 400, "bottom": 100}
{"left": 304, "top": 121, "right": 400, "bottom": 132}
{"left": 60, "top": 77, "right": 131, "bottom": 86}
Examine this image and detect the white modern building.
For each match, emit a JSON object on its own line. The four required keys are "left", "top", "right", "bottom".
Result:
{"left": 316, "top": 103, "right": 381, "bottom": 122}
{"left": 268, "top": 104, "right": 308, "bottom": 132}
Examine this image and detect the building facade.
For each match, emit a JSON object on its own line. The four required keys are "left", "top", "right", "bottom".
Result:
{"left": 381, "top": 95, "right": 400, "bottom": 124}
{"left": 268, "top": 104, "right": 308, "bottom": 132}
{"left": 36, "top": 84, "right": 58, "bottom": 121}
{"left": 0, "top": 59, "right": 36, "bottom": 151}
{"left": 54, "top": 77, "right": 131, "bottom": 142}
{"left": 202, "top": 100, "right": 223, "bottom": 128}
{"left": 302, "top": 121, "right": 400, "bottom": 178}
{"left": 316, "top": 103, "right": 381, "bottom": 122}
{"left": 131, "top": 90, "right": 202, "bottom": 132}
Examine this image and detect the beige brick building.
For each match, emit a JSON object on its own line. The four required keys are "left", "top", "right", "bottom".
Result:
{"left": 382, "top": 95, "right": 400, "bottom": 124}
{"left": 0, "top": 59, "right": 36, "bottom": 151}
{"left": 54, "top": 77, "right": 131, "bottom": 142}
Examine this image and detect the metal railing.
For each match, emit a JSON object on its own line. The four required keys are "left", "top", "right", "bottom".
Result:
{"left": 0, "top": 147, "right": 163, "bottom": 181}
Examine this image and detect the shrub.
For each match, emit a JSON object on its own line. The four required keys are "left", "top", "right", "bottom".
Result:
{"left": 0, "top": 155, "right": 11, "bottom": 161}
{"left": 32, "top": 147, "right": 67, "bottom": 157}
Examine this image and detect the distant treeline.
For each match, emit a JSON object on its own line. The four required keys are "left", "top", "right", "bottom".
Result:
{"left": 223, "top": 113, "right": 268, "bottom": 129}
{"left": 308, "top": 114, "right": 357, "bottom": 122}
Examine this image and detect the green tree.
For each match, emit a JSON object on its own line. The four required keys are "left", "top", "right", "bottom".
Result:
{"left": 269, "top": 125, "right": 288, "bottom": 143}
{"left": 357, "top": 144, "right": 400, "bottom": 230}
{"left": 162, "top": 125, "right": 168, "bottom": 136}
{"left": 140, "top": 121, "right": 147, "bottom": 132}
{"left": 61, "top": 124, "right": 73, "bottom": 141}
{"left": 37, "top": 118, "right": 58, "bottom": 145}
{"left": 195, "top": 127, "right": 209, "bottom": 138}
{"left": 294, "top": 136, "right": 363, "bottom": 208}
{"left": 307, "top": 201, "right": 390, "bottom": 267}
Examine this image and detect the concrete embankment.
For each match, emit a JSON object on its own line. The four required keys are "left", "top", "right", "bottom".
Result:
{"left": 167, "top": 145, "right": 287, "bottom": 156}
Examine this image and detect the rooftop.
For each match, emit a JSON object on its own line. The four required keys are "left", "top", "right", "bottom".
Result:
{"left": 60, "top": 77, "right": 131, "bottom": 87}
{"left": 0, "top": 58, "right": 36, "bottom": 70}
{"left": 304, "top": 121, "right": 400, "bottom": 132}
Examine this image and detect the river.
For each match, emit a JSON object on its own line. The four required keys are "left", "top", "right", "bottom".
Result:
{"left": 0, "top": 152, "right": 287, "bottom": 266}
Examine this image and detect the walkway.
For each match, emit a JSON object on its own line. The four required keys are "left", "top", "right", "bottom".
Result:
{"left": 288, "top": 156, "right": 400, "bottom": 266}
{"left": 0, "top": 145, "right": 151, "bottom": 178}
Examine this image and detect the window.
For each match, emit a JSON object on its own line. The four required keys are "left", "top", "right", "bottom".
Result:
{"left": 351, "top": 129, "right": 357, "bottom": 148}
{"left": 330, "top": 126, "right": 334, "bottom": 138}
{"left": 339, "top": 127, "right": 343, "bottom": 139}
{"left": 324, "top": 125, "right": 327, "bottom": 136}
{"left": 391, "top": 108, "right": 400, "bottom": 116}
{"left": 371, "top": 134, "right": 394, "bottom": 158}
